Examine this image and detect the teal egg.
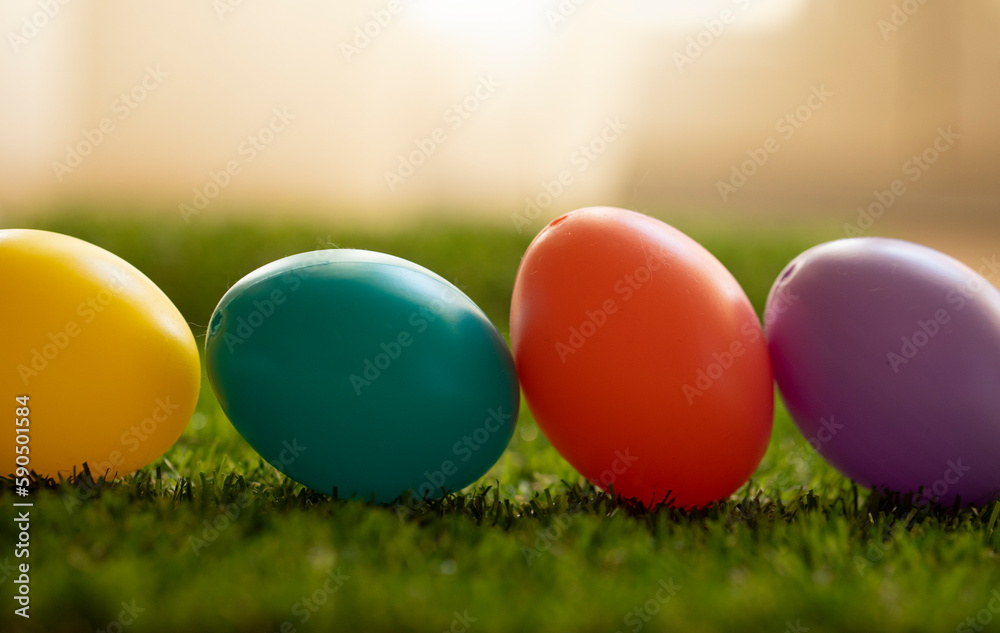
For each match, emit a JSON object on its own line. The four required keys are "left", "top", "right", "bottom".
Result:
{"left": 205, "top": 249, "right": 519, "bottom": 503}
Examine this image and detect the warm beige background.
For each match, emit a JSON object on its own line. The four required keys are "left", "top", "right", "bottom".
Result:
{"left": 1, "top": 0, "right": 998, "bottom": 234}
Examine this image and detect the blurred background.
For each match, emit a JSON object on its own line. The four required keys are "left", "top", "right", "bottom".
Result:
{"left": 1, "top": 0, "right": 998, "bottom": 262}
{"left": 2, "top": 7, "right": 999, "bottom": 629}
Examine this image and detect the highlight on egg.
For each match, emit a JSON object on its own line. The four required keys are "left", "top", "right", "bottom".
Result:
{"left": 1, "top": 229, "right": 201, "bottom": 479}
{"left": 205, "top": 248, "right": 520, "bottom": 503}
{"left": 510, "top": 207, "right": 773, "bottom": 509}
{"left": 765, "top": 237, "right": 1000, "bottom": 506}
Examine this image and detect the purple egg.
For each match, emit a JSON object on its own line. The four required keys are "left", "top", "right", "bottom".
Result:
{"left": 765, "top": 237, "right": 1000, "bottom": 506}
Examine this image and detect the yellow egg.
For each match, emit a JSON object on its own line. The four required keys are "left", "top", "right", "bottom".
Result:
{"left": 1, "top": 229, "right": 200, "bottom": 479}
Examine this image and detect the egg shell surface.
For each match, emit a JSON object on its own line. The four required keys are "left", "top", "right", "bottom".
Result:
{"left": 510, "top": 207, "right": 773, "bottom": 508}
{"left": 1, "top": 229, "right": 200, "bottom": 478}
{"left": 205, "top": 249, "right": 519, "bottom": 503}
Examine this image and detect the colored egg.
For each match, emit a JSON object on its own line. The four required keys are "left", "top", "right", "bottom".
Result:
{"left": 765, "top": 238, "right": 1000, "bottom": 505}
{"left": 204, "top": 249, "right": 519, "bottom": 503}
{"left": 510, "top": 207, "right": 773, "bottom": 508}
{"left": 1, "top": 229, "right": 200, "bottom": 479}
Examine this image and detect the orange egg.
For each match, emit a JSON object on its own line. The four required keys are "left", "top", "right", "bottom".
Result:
{"left": 510, "top": 207, "right": 773, "bottom": 508}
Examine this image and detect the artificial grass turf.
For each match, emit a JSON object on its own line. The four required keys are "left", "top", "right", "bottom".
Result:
{"left": 2, "top": 211, "right": 999, "bottom": 633}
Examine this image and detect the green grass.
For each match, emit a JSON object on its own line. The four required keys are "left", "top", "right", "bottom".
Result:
{"left": 2, "top": 211, "right": 999, "bottom": 633}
